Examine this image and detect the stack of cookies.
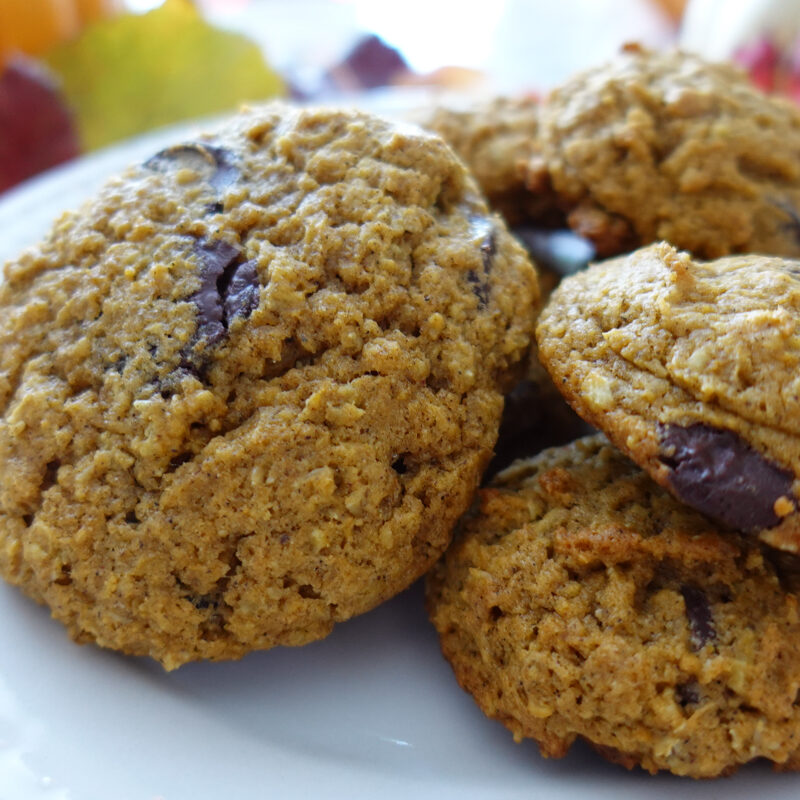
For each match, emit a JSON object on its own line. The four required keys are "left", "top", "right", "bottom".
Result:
{"left": 2, "top": 41, "right": 800, "bottom": 781}
{"left": 425, "top": 45, "right": 800, "bottom": 777}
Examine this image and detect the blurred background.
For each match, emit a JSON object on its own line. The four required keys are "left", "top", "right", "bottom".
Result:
{"left": 1, "top": 0, "right": 798, "bottom": 194}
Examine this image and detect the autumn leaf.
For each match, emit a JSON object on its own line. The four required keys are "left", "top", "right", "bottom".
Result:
{"left": 44, "top": 0, "right": 285, "bottom": 151}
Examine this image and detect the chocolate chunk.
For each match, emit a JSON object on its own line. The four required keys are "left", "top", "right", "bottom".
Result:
{"left": 203, "top": 146, "right": 239, "bottom": 193}
{"left": 391, "top": 455, "right": 408, "bottom": 475}
{"left": 479, "top": 225, "right": 496, "bottom": 273}
{"left": 183, "top": 238, "right": 261, "bottom": 370}
{"left": 168, "top": 452, "right": 192, "bottom": 471}
{"left": 190, "top": 239, "right": 241, "bottom": 349}
{"left": 681, "top": 585, "right": 716, "bottom": 650}
{"left": 222, "top": 259, "right": 260, "bottom": 322}
{"left": 676, "top": 682, "right": 701, "bottom": 706}
{"left": 189, "top": 594, "right": 217, "bottom": 610}
{"left": 658, "top": 423, "right": 795, "bottom": 531}
{"left": 512, "top": 227, "right": 595, "bottom": 276}
{"left": 467, "top": 218, "right": 495, "bottom": 307}
{"left": 466, "top": 270, "right": 489, "bottom": 307}
{"left": 144, "top": 143, "right": 239, "bottom": 194}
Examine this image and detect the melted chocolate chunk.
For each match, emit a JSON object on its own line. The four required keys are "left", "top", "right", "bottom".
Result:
{"left": 681, "top": 585, "right": 716, "bottom": 650}
{"left": 182, "top": 238, "right": 261, "bottom": 372}
{"left": 512, "top": 227, "right": 595, "bottom": 276}
{"left": 191, "top": 239, "right": 241, "bottom": 349}
{"left": 144, "top": 143, "right": 239, "bottom": 194}
{"left": 658, "top": 423, "right": 795, "bottom": 531}
{"left": 222, "top": 259, "right": 260, "bottom": 322}
{"left": 467, "top": 218, "right": 495, "bottom": 307}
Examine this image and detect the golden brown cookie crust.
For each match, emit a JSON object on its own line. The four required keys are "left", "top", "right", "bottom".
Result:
{"left": 538, "top": 45, "right": 800, "bottom": 258}
{"left": 0, "top": 103, "right": 539, "bottom": 668}
{"left": 427, "top": 435, "right": 800, "bottom": 777}
{"left": 537, "top": 241, "right": 800, "bottom": 553}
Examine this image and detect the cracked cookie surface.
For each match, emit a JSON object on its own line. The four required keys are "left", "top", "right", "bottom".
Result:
{"left": 0, "top": 103, "right": 539, "bottom": 669}
{"left": 426, "top": 435, "right": 800, "bottom": 777}
{"left": 538, "top": 45, "right": 800, "bottom": 258}
{"left": 537, "top": 241, "right": 800, "bottom": 553}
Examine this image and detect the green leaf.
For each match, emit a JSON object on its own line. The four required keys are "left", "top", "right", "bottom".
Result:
{"left": 44, "top": 0, "right": 285, "bottom": 150}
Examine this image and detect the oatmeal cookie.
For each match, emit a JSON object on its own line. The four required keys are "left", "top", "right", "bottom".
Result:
{"left": 537, "top": 241, "right": 800, "bottom": 553}
{"left": 427, "top": 435, "right": 800, "bottom": 777}
{"left": 537, "top": 44, "right": 800, "bottom": 258}
{"left": 0, "top": 103, "right": 539, "bottom": 668}
{"left": 410, "top": 96, "right": 553, "bottom": 226}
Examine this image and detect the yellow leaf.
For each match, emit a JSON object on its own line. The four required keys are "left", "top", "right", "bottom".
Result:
{"left": 44, "top": 0, "right": 285, "bottom": 150}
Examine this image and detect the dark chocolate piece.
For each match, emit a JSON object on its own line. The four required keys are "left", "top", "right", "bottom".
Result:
{"left": 183, "top": 239, "right": 261, "bottom": 371}
{"left": 222, "top": 259, "right": 260, "bottom": 322}
{"left": 466, "top": 270, "right": 489, "bottom": 307}
{"left": 144, "top": 143, "right": 239, "bottom": 194}
{"left": 168, "top": 452, "right": 193, "bottom": 471}
{"left": 479, "top": 225, "right": 496, "bottom": 273}
{"left": 512, "top": 227, "right": 595, "bottom": 277}
{"left": 191, "top": 239, "right": 241, "bottom": 349}
{"left": 467, "top": 218, "right": 495, "bottom": 307}
{"left": 676, "top": 682, "right": 701, "bottom": 707}
{"left": 681, "top": 585, "right": 716, "bottom": 650}
{"left": 391, "top": 455, "right": 408, "bottom": 475}
{"left": 188, "top": 594, "right": 217, "bottom": 610}
{"left": 658, "top": 423, "right": 795, "bottom": 531}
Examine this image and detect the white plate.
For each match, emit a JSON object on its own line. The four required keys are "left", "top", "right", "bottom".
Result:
{"left": 1, "top": 122, "right": 799, "bottom": 800}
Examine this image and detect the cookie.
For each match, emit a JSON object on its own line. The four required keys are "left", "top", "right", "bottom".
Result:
{"left": 427, "top": 435, "right": 800, "bottom": 777}
{"left": 0, "top": 103, "right": 539, "bottom": 669}
{"left": 536, "top": 44, "right": 800, "bottom": 258}
{"left": 410, "top": 96, "right": 553, "bottom": 227}
{"left": 411, "top": 98, "right": 599, "bottom": 319}
{"left": 410, "top": 99, "right": 593, "bottom": 477}
{"left": 537, "top": 241, "right": 800, "bottom": 554}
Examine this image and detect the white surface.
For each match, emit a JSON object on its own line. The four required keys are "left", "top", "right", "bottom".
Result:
{"left": 204, "top": 0, "right": 675, "bottom": 93}
{"left": 681, "top": 0, "right": 800, "bottom": 60}
{"left": 1, "top": 128, "right": 800, "bottom": 800}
